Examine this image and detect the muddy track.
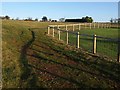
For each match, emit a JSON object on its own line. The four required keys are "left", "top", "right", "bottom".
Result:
{"left": 19, "top": 29, "right": 39, "bottom": 88}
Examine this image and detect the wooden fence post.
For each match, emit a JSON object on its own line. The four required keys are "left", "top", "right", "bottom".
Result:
{"left": 57, "top": 25, "right": 59, "bottom": 29}
{"left": 93, "top": 34, "right": 97, "bottom": 54}
{"left": 66, "top": 25, "right": 68, "bottom": 30}
{"left": 47, "top": 26, "right": 50, "bottom": 35}
{"left": 53, "top": 26, "right": 54, "bottom": 37}
{"left": 79, "top": 24, "right": 81, "bottom": 30}
{"left": 77, "top": 32, "right": 80, "bottom": 48}
{"left": 66, "top": 30, "right": 68, "bottom": 44}
{"left": 58, "top": 29, "right": 60, "bottom": 40}
{"left": 57, "top": 25, "right": 59, "bottom": 34}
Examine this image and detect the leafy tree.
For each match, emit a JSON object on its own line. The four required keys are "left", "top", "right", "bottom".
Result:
{"left": 110, "top": 18, "right": 113, "bottom": 23}
{"left": 118, "top": 18, "right": 120, "bottom": 24}
{"left": 65, "top": 16, "right": 93, "bottom": 23}
{"left": 5, "top": 15, "right": 10, "bottom": 20}
{"left": 84, "top": 16, "right": 93, "bottom": 23}
{"left": 42, "top": 16, "right": 48, "bottom": 22}
{"left": 35, "top": 18, "right": 38, "bottom": 21}
{"left": 59, "top": 18, "right": 65, "bottom": 22}
{"left": 49, "top": 18, "right": 52, "bottom": 22}
{"left": 28, "top": 17, "right": 32, "bottom": 21}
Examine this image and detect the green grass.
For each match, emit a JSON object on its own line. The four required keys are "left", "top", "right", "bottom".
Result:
{"left": 2, "top": 20, "right": 120, "bottom": 88}
{"left": 79, "top": 28, "right": 118, "bottom": 61}
{"left": 79, "top": 28, "right": 118, "bottom": 38}
{"left": 53, "top": 28, "right": 118, "bottom": 61}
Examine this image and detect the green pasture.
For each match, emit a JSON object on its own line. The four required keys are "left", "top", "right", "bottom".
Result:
{"left": 54, "top": 28, "right": 118, "bottom": 61}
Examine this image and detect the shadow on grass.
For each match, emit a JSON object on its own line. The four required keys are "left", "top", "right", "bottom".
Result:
{"left": 28, "top": 64, "right": 89, "bottom": 88}
{"left": 34, "top": 39, "right": 120, "bottom": 86}
{"left": 27, "top": 52, "right": 117, "bottom": 82}
{"left": 19, "top": 29, "right": 39, "bottom": 88}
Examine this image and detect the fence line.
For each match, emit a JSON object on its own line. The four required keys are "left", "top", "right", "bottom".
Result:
{"left": 49, "top": 22, "right": 111, "bottom": 30}
{"left": 47, "top": 23, "right": 119, "bottom": 62}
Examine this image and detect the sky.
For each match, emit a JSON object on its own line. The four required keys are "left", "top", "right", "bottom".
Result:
{"left": 1, "top": 2, "right": 118, "bottom": 22}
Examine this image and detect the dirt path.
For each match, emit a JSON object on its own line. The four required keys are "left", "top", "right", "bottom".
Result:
{"left": 19, "top": 29, "right": 39, "bottom": 88}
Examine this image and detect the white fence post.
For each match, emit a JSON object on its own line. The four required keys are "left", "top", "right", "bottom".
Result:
{"left": 53, "top": 26, "right": 54, "bottom": 37}
{"left": 66, "top": 25, "right": 68, "bottom": 30}
{"left": 57, "top": 25, "right": 59, "bottom": 29}
{"left": 47, "top": 26, "right": 50, "bottom": 35}
{"left": 66, "top": 30, "right": 68, "bottom": 44}
{"left": 77, "top": 32, "right": 80, "bottom": 48}
{"left": 57, "top": 25, "right": 60, "bottom": 35}
{"left": 93, "top": 34, "right": 97, "bottom": 54}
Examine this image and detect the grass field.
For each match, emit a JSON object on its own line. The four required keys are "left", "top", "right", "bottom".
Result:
{"left": 2, "top": 20, "right": 120, "bottom": 88}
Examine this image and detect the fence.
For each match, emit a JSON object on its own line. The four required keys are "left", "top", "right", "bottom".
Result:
{"left": 48, "top": 23, "right": 111, "bottom": 32}
{"left": 47, "top": 23, "right": 120, "bottom": 62}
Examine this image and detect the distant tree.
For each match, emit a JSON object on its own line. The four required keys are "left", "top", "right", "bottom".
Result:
{"left": 110, "top": 18, "right": 113, "bottom": 23}
{"left": 51, "top": 20, "right": 57, "bottom": 22}
{"left": 49, "top": 18, "right": 52, "bottom": 22}
{"left": 89, "top": 17, "right": 93, "bottom": 22}
{"left": 42, "top": 16, "right": 48, "bottom": 22}
{"left": 35, "top": 18, "right": 38, "bottom": 21}
{"left": 28, "top": 17, "right": 32, "bottom": 21}
{"left": 84, "top": 16, "right": 93, "bottom": 23}
{"left": 65, "top": 16, "right": 93, "bottom": 23}
{"left": 118, "top": 18, "right": 120, "bottom": 24}
{"left": 5, "top": 15, "right": 10, "bottom": 20}
{"left": 24, "top": 19, "right": 27, "bottom": 21}
{"left": 59, "top": 18, "right": 65, "bottom": 22}
{"left": 24, "top": 17, "right": 32, "bottom": 21}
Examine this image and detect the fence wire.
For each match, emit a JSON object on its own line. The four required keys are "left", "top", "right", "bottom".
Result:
{"left": 79, "top": 34, "right": 93, "bottom": 53}
{"left": 68, "top": 31, "right": 77, "bottom": 47}
{"left": 48, "top": 26, "right": 119, "bottom": 62}
{"left": 96, "top": 36, "right": 118, "bottom": 61}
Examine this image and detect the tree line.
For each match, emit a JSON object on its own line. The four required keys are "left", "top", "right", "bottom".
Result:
{"left": 65, "top": 16, "right": 93, "bottom": 23}
{"left": 1, "top": 15, "right": 119, "bottom": 23}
